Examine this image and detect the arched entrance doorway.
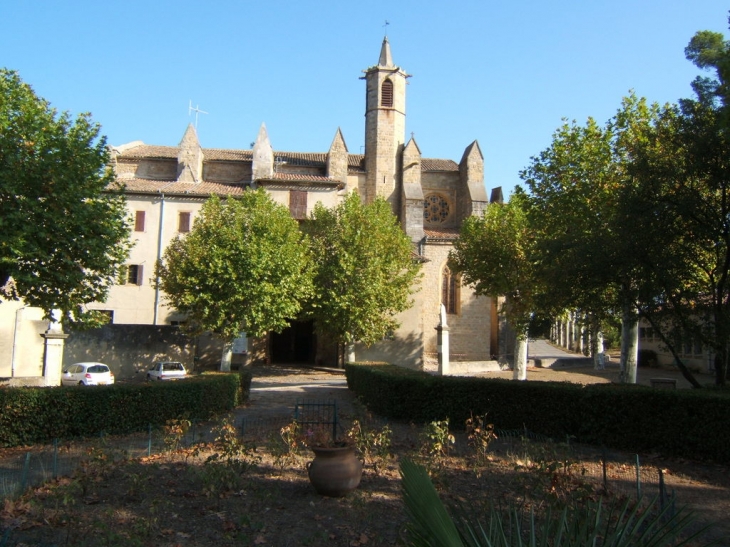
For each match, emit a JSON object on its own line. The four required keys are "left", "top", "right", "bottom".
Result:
{"left": 270, "top": 320, "right": 316, "bottom": 364}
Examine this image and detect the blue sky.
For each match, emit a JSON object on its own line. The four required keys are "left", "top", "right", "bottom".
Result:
{"left": 2, "top": 1, "right": 728, "bottom": 195}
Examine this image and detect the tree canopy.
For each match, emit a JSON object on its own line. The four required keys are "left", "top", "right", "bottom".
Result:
{"left": 0, "top": 69, "right": 130, "bottom": 324}
{"left": 304, "top": 192, "right": 421, "bottom": 348}
{"left": 156, "top": 191, "right": 313, "bottom": 341}
{"left": 449, "top": 192, "right": 538, "bottom": 378}
{"left": 514, "top": 18, "right": 730, "bottom": 386}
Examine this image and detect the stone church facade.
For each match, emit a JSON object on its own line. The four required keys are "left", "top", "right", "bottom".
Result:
{"left": 85, "top": 38, "right": 502, "bottom": 371}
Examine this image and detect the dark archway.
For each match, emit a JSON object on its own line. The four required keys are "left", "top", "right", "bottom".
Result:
{"left": 270, "top": 320, "right": 316, "bottom": 364}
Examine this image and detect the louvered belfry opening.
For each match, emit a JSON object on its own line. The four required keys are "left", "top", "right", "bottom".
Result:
{"left": 381, "top": 79, "right": 394, "bottom": 107}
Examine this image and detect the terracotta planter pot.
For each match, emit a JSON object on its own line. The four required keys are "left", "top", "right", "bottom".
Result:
{"left": 307, "top": 445, "right": 363, "bottom": 497}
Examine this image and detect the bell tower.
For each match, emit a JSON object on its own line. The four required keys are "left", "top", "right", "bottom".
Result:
{"left": 363, "top": 37, "right": 409, "bottom": 212}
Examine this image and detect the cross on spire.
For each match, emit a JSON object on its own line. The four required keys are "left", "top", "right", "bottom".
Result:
{"left": 383, "top": 20, "right": 389, "bottom": 36}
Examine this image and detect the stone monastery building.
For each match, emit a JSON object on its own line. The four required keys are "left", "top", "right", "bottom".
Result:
{"left": 93, "top": 38, "right": 503, "bottom": 370}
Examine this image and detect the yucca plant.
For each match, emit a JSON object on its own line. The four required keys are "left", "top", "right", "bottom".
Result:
{"left": 400, "top": 458, "right": 720, "bottom": 547}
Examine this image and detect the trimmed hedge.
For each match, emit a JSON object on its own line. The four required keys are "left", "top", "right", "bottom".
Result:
{"left": 0, "top": 373, "right": 245, "bottom": 447}
{"left": 345, "top": 363, "right": 730, "bottom": 463}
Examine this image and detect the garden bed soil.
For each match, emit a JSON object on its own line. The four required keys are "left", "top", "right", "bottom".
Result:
{"left": 1, "top": 365, "right": 728, "bottom": 546}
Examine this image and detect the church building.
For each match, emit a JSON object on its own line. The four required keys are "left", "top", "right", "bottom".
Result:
{"left": 102, "top": 38, "right": 501, "bottom": 368}
{"left": 84, "top": 38, "right": 503, "bottom": 371}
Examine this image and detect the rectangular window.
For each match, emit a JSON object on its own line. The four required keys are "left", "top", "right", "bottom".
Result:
{"left": 289, "top": 190, "right": 307, "bottom": 220}
{"left": 134, "top": 210, "right": 145, "bottom": 232}
{"left": 126, "top": 264, "right": 144, "bottom": 285}
{"left": 178, "top": 212, "right": 191, "bottom": 233}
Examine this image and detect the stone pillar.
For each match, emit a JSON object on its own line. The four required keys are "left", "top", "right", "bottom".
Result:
{"left": 436, "top": 304, "right": 450, "bottom": 375}
{"left": 41, "top": 311, "right": 68, "bottom": 387}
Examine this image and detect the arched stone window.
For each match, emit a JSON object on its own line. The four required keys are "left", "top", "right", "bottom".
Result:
{"left": 424, "top": 193, "right": 450, "bottom": 224}
{"left": 381, "top": 79, "right": 394, "bottom": 107}
{"left": 442, "top": 266, "right": 460, "bottom": 315}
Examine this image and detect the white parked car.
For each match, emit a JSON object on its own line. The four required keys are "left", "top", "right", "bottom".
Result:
{"left": 61, "top": 362, "right": 115, "bottom": 386}
{"left": 147, "top": 361, "right": 187, "bottom": 381}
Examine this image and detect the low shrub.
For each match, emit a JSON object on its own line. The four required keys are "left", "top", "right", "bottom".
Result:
{"left": 345, "top": 363, "right": 730, "bottom": 462}
{"left": 0, "top": 374, "right": 240, "bottom": 447}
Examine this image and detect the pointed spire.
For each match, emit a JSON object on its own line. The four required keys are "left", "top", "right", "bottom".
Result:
{"left": 378, "top": 36, "right": 393, "bottom": 67}
{"left": 327, "top": 128, "right": 349, "bottom": 183}
{"left": 177, "top": 123, "right": 203, "bottom": 183}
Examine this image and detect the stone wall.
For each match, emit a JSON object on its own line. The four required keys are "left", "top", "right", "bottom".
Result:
{"left": 421, "top": 243, "right": 491, "bottom": 362}
{"left": 204, "top": 161, "right": 252, "bottom": 182}
{"left": 64, "top": 325, "right": 194, "bottom": 380}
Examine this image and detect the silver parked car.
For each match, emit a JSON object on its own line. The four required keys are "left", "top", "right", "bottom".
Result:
{"left": 61, "top": 362, "right": 115, "bottom": 386}
{"left": 147, "top": 361, "right": 187, "bottom": 381}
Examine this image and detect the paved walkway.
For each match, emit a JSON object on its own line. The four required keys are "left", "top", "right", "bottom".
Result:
{"left": 525, "top": 339, "right": 713, "bottom": 388}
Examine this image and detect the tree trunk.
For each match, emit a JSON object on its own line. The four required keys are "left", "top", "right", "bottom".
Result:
{"left": 714, "top": 348, "right": 727, "bottom": 386}
{"left": 713, "top": 314, "right": 728, "bottom": 386}
{"left": 619, "top": 304, "right": 638, "bottom": 384}
{"left": 590, "top": 316, "right": 605, "bottom": 370}
{"left": 220, "top": 341, "right": 233, "bottom": 372}
{"left": 513, "top": 331, "right": 528, "bottom": 381}
{"left": 344, "top": 343, "right": 355, "bottom": 369}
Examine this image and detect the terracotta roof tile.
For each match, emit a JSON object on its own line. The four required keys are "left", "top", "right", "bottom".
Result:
{"left": 120, "top": 178, "right": 248, "bottom": 197}
{"left": 204, "top": 148, "right": 252, "bottom": 161}
{"left": 274, "top": 152, "right": 327, "bottom": 167}
{"left": 115, "top": 143, "right": 459, "bottom": 173}
{"left": 424, "top": 227, "right": 460, "bottom": 240}
{"left": 118, "top": 145, "right": 178, "bottom": 159}
{"left": 422, "top": 159, "right": 459, "bottom": 171}
{"left": 268, "top": 173, "right": 339, "bottom": 183}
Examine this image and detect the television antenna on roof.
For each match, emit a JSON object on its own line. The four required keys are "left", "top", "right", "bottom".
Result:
{"left": 188, "top": 100, "right": 208, "bottom": 129}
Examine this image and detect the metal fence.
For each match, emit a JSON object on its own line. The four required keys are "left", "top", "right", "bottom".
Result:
{"left": 494, "top": 428, "right": 676, "bottom": 506}
{"left": 0, "top": 422, "right": 209, "bottom": 501}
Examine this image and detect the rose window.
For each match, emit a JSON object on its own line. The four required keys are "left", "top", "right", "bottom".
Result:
{"left": 424, "top": 194, "right": 450, "bottom": 223}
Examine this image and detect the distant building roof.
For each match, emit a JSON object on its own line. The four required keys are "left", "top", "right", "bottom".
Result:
{"left": 114, "top": 143, "right": 459, "bottom": 173}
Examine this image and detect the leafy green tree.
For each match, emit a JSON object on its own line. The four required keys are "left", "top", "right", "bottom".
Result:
{"left": 304, "top": 193, "right": 421, "bottom": 364}
{"left": 156, "top": 191, "right": 313, "bottom": 369}
{"left": 0, "top": 69, "right": 130, "bottom": 324}
{"left": 449, "top": 192, "right": 538, "bottom": 379}
{"left": 620, "top": 28, "right": 730, "bottom": 386}
{"left": 685, "top": 26, "right": 730, "bottom": 111}
{"left": 521, "top": 94, "right": 667, "bottom": 384}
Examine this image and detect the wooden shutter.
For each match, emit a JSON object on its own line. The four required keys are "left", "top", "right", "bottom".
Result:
{"left": 289, "top": 190, "right": 307, "bottom": 220}
{"left": 136, "top": 264, "right": 144, "bottom": 286}
{"left": 178, "top": 212, "right": 191, "bottom": 233}
{"left": 134, "top": 211, "right": 145, "bottom": 232}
